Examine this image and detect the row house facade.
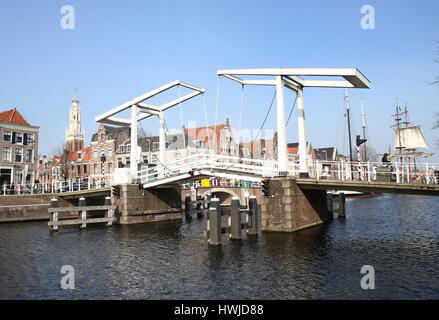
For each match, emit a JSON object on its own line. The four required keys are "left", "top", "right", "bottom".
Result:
{"left": 0, "top": 108, "right": 39, "bottom": 186}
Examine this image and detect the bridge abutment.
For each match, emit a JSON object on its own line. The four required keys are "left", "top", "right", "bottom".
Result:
{"left": 261, "top": 178, "right": 329, "bottom": 232}
{"left": 113, "top": 184, "right": 182, "bottom": 224}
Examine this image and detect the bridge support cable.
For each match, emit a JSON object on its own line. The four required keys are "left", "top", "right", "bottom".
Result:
{"left": 253, "top": 90, "right": 276, "bottom": 142}
{"left": 201, "top": 94, "right": 212, "bottom": 150}
{"left": 285, "top": 94, "right": 298, "bottom": 127}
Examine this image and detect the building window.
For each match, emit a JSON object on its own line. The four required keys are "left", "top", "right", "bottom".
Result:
{"left": 93, "top": 164, "right": 97, "bottom": 174}
{"left": 152, "top": 155, "right": 157, "bottom": 163}
{"left": 108, "top": 148, "right": 112, "bottom": 158}
{"left": 77, "top": 165, "right": 81, "bottom": 175}
{"left": 175, "top": 153, "right": 181, "bottom": 161}
{"left": 118, "top": 159, "right": 123, "bottom": 168}
{"left": 14, "top": 169, "right": 23, "bottom": 184}
{"left": 26, "top": 134, "right": 33, "bottom": 145}
{"left": 15, "top": 148, "right": 22, "bottom": 162}
{"left": 83, "top": 165, "right": 87, "bottom": 174}
{"left": 153, "top": 142, "right": 159, "bottom": 151}
{"left": 25, "top": 149, "right": 33, "bottom": 163}
{"left": 15, "top": 132, "right": 23, "bottom": 144}
{"left": 3, "top": 131, "right": 11, "bottom": 142}
{"left": 108, "top": 163, "right": 113, "bottom": 174}
{"left": 93, "top": 149, "right": 98, "bottom": 160}
{"left": 2, "top": 147, "right": 11, "bottom": 162}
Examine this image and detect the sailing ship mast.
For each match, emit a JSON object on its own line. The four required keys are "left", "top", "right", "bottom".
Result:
{"left": 360, "top": 99, "right": 368, "bottom": 162}
{"left": 344, "top": 89, "right": 354, "bottom": 162}
{"left": 389, "top": 101, "right": 433, "bottom": 162}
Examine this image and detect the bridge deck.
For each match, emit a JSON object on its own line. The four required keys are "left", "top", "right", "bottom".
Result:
{"left": 295, "top": 179, "right": 439, "bottom": 196}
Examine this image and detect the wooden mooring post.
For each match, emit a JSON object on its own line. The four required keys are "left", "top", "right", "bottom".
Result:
{"left": 206, "top": 196, "right": 258, "bottom": 246}
{"left": 327, "top": 192, "right": 346, "bottom": 218}
{"left": 184, "top": 194, "right": 210, "bottom": 219}
{"left": 48, "top": 197, "right": 117, "bottom": 231}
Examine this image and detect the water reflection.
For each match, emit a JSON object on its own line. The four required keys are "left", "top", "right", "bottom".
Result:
{"left": 0, "top": 194, "right": 438, "bottom": 299}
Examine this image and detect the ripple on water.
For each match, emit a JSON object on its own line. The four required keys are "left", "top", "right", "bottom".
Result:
{"left": 0, "top": 194, "right": 438, "bottom": 299}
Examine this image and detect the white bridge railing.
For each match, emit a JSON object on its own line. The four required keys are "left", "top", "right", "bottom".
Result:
{"left": 309, "top": 160, "right": 439, "bottom": 184}
{"left": 1, "top": 178, "right": 111, "bottom": 196}
{"left": 139, "top": 154, "right": 439, "bottom": 186}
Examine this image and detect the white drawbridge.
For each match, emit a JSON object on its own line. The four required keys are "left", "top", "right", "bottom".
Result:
{"left": 138, "top": 153, "right": 295, "bottom": 188}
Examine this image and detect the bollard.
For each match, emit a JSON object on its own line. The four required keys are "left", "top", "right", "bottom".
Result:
{"left": 208, "top": 198, "right": 221, "bottom": 246}
{"left": 196, "top": 195, "right": 203, "bottom": 218}
{"left": 79, "top": 197, "right": 87, "bottom": 229}
{"left": 50, "top": 198, "right": 58, "bottom": 232}
{"left": 247, "top": 196, "right": 258, "bottom": 236}
{"left": 337, "top": 193, "right": 346, "bottom": 218}
{"left": 229, "top": 197, "right": 242, "bottom": 240}
{"left": 184, "top": 195, "right": 192, "bottom": 219}
{"left": 104, "top": 196, "right": 114, "bottom": 226}
{"left": 326, "top": 193, "right": 334, "bottom": 220}
{"left": 205, "top": 194, "right": 212, "bottom": 209}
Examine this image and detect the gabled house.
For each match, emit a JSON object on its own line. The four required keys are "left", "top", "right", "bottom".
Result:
{"left": 0, "top": 107, "right": 39, "bottom": 185}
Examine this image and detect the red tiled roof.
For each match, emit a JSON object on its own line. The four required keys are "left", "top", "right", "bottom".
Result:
{"left": 183, "top": 123, "right": 226, "bottom": 146}
{"left": 0, "top": 108, "right": 30, "bottom": 126}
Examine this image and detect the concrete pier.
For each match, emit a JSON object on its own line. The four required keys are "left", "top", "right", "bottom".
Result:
{"left": 112, "top": 184, "right": 182, "bottom": 224}
{"left": 261, "top": 178, "right": 329, "bottom": 233}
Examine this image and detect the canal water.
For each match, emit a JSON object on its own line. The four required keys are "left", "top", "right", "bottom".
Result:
{"left": 0, "top": 194, "right": 438, "bottom": 300}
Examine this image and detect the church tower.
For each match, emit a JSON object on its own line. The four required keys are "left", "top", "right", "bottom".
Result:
{"left": 65, "top": 96, "right": 85, "bottom": 152}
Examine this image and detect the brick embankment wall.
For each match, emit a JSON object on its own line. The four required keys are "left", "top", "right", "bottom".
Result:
{"left": 0, "top": 195, "right": 72, "bottom": 223}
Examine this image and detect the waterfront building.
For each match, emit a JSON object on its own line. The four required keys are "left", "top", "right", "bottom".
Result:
{"left": 239, "top": 134, "right": 278, "bottom": 160}
{"left": 65, "top": 147, "right": 91, "bottom": 181}
{"left": 183, "top": 119, "right": 239, "bottom": 157}
{"left": 115, "top": 133, "right": 210, "bottom": 168}
{"left": 0, "top": 107, "right": 39, "bottom": 185}
{"left": 89, "top": 124, "right": 130, "bottom": 180}
{"left": 314, "top": 147, "right": 339, "bottom": 162}
{"left": 65, "top": 97, "right": 85, "bottom": 153}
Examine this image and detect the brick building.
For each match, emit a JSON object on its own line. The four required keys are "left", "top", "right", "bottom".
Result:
{"left": 89, "top": 124, "right": 130, "bottom": 180}
{"left": 0, "top": 107, "right": 39, "bottom": 186}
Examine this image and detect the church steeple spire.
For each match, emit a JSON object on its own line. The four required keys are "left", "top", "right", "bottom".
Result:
{"left": 65, "top": 96, "right": 85, "bottom": 152}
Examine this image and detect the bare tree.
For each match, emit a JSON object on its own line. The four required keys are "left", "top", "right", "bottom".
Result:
{"left": 51, "top": 143, "right": 69, "bottom": 182}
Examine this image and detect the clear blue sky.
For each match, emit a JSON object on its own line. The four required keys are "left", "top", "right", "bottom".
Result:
{"left": 0, "top": 0, "right": 438, "bottom": 160}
